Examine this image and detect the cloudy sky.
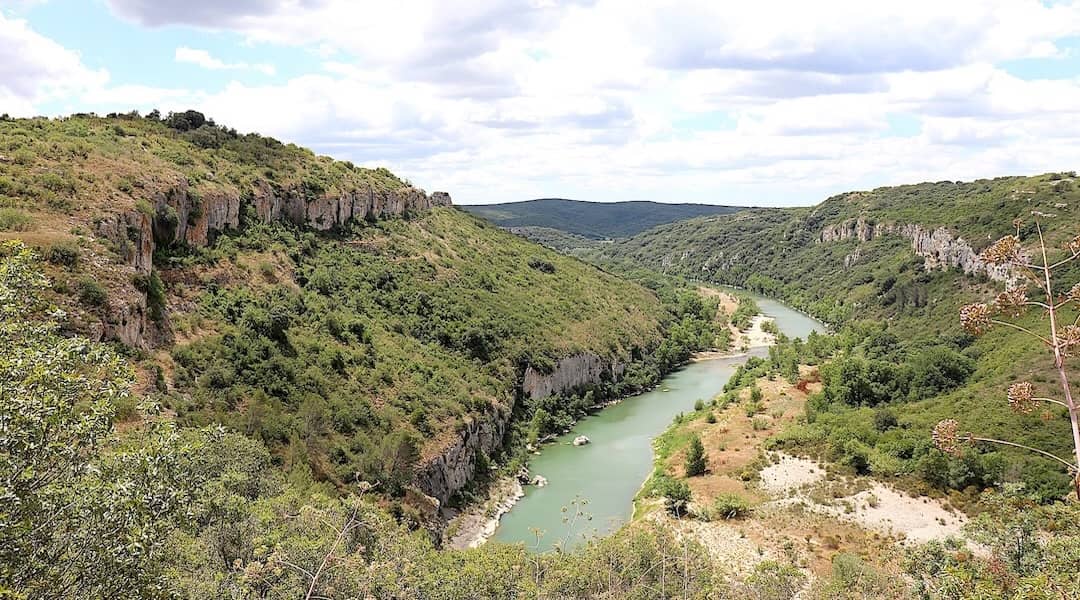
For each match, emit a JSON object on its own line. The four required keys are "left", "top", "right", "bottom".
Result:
{"left": 3, "top": 0, "right": 1080, "bottom": 205}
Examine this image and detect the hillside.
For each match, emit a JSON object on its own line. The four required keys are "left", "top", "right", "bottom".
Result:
{"left": 591, "top": 173, "right": 1080, "bottom": 500}
{"left": 0, "top": 112, "right": 712, "bottom": 511}
{"left": 462, "top": 198, "right": 744, "bottom": 241}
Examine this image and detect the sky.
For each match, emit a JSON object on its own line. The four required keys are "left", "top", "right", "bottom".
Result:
{"left": 3, "top": 1, "right": 1080, "bottom": 206}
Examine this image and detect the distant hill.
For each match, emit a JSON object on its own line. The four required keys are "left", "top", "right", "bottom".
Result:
{"left": 462, "top": 198, "right": 745, "bottom": 240}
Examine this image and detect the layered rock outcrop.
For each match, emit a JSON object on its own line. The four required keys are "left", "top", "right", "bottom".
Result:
{"left": 522, "top": 353, "right": 626, "bottom": 401}
{"left": 415, "top": 352, "right": 626, "bottom": 507}
{"left": 93, "top": 180, "right": 451, "bottom": 348}
{"left": 819, "top": 217, "right": 1013, "bottom": 283}
{"left": 415, "top": 407, "right": 511, "bottom": 506}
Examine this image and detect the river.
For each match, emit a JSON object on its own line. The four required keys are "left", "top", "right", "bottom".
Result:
{"left": 492, "top": 292, "right": 822, "bottom": 551}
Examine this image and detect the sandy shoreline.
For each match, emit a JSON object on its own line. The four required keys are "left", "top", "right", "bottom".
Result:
{"left": 445, "top": 477, "right": 524, "bottom": 549}
{"left": 692, "top": 314, "right": 776, "bottom": 362}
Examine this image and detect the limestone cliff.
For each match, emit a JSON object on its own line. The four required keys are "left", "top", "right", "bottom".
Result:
{"left": 414, "top": 352, "right": 626, "bottom": 507}
{"left": 522, "top": 353, "right": 626, "bottom": 401}
{"left": 415, "top": 407, "right": 510, "bottom": 506}
{"left": 819, "top": 217, "right": 1013, "bottom": 283}
{"left": 93, "top": 180, "right": 451, "bottom": 348}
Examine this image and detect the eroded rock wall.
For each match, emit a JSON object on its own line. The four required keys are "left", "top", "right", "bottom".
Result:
{"left": 820, "top": 217, "right": 1013, "bottom": 283}
{"left": 415, "top": 352, "right": 626, "bottom": 506}
{"left": 93, "top": 181, "right": 451, "bottom": 349}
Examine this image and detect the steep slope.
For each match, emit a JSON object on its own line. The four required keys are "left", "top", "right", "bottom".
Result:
{"left": 463, "top": 198, "right": 744, "bottom": 240}
{"left": 593, "top": 173, "right": 1080, "bottom": 499}
{"left": 0, "top": 113, "right": 703, "bottom": 510}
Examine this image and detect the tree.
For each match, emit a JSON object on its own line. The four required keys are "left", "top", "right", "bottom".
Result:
{"left": 658, "top": 477, "right": 691, "bottom": 517}
{"left": 937, "top": 221, "right": 1080, "bottom": 498}
{"left": 685, "top": 435, "right": 707, "bottom": 477}
{"left": 0, "top": 241, "right": 204, "bottom": 598}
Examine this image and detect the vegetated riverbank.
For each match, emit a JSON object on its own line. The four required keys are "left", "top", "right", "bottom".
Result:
{"left": 446, "top": 291, "right": 778, "bottom": 549}
{"left": 639, "top": 362, "right": 973, "bottom": 586}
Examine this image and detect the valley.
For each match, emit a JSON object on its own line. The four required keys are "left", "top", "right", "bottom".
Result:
{"left": 4, "top": 112, "right": 1080, "bottom": 599}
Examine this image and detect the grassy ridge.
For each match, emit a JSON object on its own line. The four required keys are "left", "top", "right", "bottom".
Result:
{"left": 463, "top": 198, "right": 744, "bottom": 239}
{"left": 0, "top": 113, "right": 717, "bottom": 505}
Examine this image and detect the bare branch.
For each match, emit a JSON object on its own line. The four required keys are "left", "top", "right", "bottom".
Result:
{"left": 989, "top": 319, "right": 1052, "bottom": 346}
{"left": 970, "top": 436, "right": 1078, "bottom": 472}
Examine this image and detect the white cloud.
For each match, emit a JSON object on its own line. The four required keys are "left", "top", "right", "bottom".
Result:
{"left": 13, "top": 1, "right": 1080, "bottom": 205}
{"left": 175, "top": 46, "right": 275, "bottom": 75}
{"left": 0, "top": 12, "right": 106, "bottom": 115}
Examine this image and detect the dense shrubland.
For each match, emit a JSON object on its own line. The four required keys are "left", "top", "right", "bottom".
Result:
{"left": 153, "top": 205, "right": 729, "bottom": 505}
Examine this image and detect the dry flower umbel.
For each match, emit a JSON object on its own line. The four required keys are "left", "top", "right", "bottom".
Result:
{"left": 980, "top": 235, "right": 1022, "bottom": 265}
{"left": 1007, "top": 382, "right": 1037, "bottom": 414}
{"left": 932, "top": 419, "right": 963, "bottom": 457}
{"left": 960, "top": 303, "right": 993, "bottom": 335}
{"left": 993, "top": 287, "right": 1028, "bottom": 318}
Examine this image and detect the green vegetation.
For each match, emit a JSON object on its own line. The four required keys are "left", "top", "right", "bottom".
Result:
{"left": 155, "top": 207, "right": 713, "bottom": 500}
{"left": 710, "top": 493, "right": 751, "bottom": 520}
{"left": 0, "top": 111, "right": 406, "bottom": 221}
{"left": 684, "top": 434, "right": 707, "bottom": 476}
{"left": 595, "top": 173, "right": 1080, "bottom": 502}
{"left": 463, "top": 198, "right": 743, "bottom": 240}
{"left": 76, "top": 277, "right": 108, "bottom": 307}
{"left": 0, "top": 208, "right": 33, "bottom": 231}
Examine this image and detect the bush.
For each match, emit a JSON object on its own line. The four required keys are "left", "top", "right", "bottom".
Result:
{"left": 77, "top": 278, "right": 108, "bottom": 307}
{"left": 685, "top": 435, "right": 707, "bottom": 476}
{"left": 528, "top": 258, "right": 556, "bottom": 273}
{"left": 658, "top": 477, "right": 691, "bottom": 517}
{"left": 0, "top": 208, "right": 34, "bottom": 232}
{"left": 712, "top": 493, "right": 751, "bottom": 519}
{"left": 873, "top": 407, "right": 898, "bottom": 432}
{"left": 44, "top": 241, "right": 79, "bottom": 267}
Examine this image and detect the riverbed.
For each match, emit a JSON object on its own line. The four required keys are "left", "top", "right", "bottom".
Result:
{"left": 492, "top": 292, "right": 822, "bottom": 551}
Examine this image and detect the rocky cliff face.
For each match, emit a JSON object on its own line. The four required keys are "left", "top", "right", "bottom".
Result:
{"left": 93, "top": 180, "right": 451, "bottom": 348}
{"left": 521, "top": 353, "right": 626, "bottom": 401}
{"left": 414, "top": 352, "right": 626, "bottom": 508}
{"left": 415, "top": 406, "right": 510, "bottom": 506}
{"left": 819, "top": 217, "right": 1013, "bottom": 283}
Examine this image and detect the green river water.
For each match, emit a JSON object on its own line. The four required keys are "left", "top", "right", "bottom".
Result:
{"left": 493, "top": 294, "right": 823, "bottom": 551}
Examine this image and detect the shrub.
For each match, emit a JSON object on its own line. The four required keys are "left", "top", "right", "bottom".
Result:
{"left": 712, "top": 493, "right": 751, "bottom": 519}
{"left": 77, "top": 278, "right": 108, "bottom": 307}
{"left": 693, "top": 398, "right": 705, "bottom": 411}
{"left": 528, "top": 258, "right": 556, "bottom": 273}
{"left": 0, "top": 208, "right": 34, "bottom": 231}
{"left": 873, "top": 407, "right": 898, "bottom": 432}
{"left": 659, "top": 477, "right": 691, "bottom": 517}
{"left": 705, "top": 411, "right": 717, "bottom": 424}
{"left": 750, "top": 385, "right": 763, "bottom": 402}
{"left": 752, "top": 417, "right": 770, "bottom": 431}
{"left": 44, "top": 241, "right": 79, "bottom": 267}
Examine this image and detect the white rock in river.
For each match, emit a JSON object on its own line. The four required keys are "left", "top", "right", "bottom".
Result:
{"left": 531, "top": 475, "right": 548, "bottom": 487}
{"left": 573, "top": 435, "right": 591, "bottom": 446}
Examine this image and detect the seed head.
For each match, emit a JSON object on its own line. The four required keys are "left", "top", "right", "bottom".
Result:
{"left": 1007, "top": 382, "right": 1038, "bottom": 414}
{"left": 932, "top": 419, "right": 963, "bottom": 457}
{"left": 1060, "top": 325, "right": 1080, "bottom": 356}
{"left": 1067, "top": 235, "right": 1080, "bottom": 255}
{"left": 960, "top": 303, "right": 993, "bottom": 335}
{"left": 981, "top": 235, "right": 1022, "bottom": 265}
{"left": 992, "top": 287, "right": 1028, "bottom": 318}
{"left": 1067, "top": 283, "right": 1080, "bottom": 304}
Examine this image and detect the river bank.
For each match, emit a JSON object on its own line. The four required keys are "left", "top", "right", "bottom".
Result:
{"left": 446, "top": 291, "right": 817, "bottom": 551}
